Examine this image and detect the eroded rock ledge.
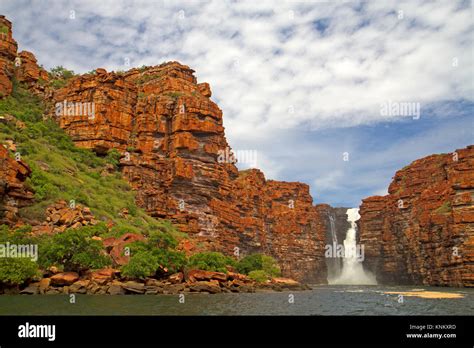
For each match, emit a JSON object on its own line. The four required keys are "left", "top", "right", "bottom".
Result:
{"left": 3, "top": 268, "right": 310, "bottom": 295}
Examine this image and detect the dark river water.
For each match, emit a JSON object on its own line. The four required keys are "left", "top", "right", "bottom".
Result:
{"left": 0, "top": 285, "right": 472, "bottom": 315}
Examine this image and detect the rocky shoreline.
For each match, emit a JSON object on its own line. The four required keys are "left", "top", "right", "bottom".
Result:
{"left": 1, "top": 268, "right": 311, "bottom": 295}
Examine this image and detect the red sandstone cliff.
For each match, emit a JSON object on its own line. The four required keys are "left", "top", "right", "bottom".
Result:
{"left": 0, "top": 15, "right": 48, "bottom": 98}
{"left": 0, "top": 16, "right": 17, "bottom": 97}
{"left": 359, "top": 146, "right": 474, "bottom": 287}
{"left": 46, "top": 65, "right": 327, "bottom": 282}
{"left": 0, "top": 17, "right": 328, "bottom": 283}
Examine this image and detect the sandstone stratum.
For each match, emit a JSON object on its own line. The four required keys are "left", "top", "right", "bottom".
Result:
{"left": 0, "top": 15, "right": 472, "bottom": 287}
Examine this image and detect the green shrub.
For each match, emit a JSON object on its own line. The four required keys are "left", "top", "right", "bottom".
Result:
{"left": 39, "top": 226, "right": 111, "bottom": 272}
{"left": 248, "top": 270, "right": 269, "bottom": 283}
{"left": 261, "top": 255, "right": 281, "bottom": 277}
{"left": 148, "top": 230, "right": 178, "bottom": 249}
{"left": 48, "top": 66, "right": 75, "bottom": 89}
{"left": 0, "top": 224, "right": 8, "bottom": 235}
{"left": 0, "top": 258, "right": 39, "bottom": 285}
{"left": 13, "top": 225, "right": 32, "bottom": 234}
{"left": 236, "top": 254, "right": 263, "bottom": 274}
{"left": 49, "top": 66, "right": 75, "bottom": 80}
{"left": 0, "top": 225, "right": 38, "bottom": 245}
{"left": 154, "top": 249, "right": 187, "bottom": 275}
{"left": 187, "top": 251, "right": 236, "bottom": 273}
{"left": 0, "top": 225, "right": 40, "bottom": 285}
{"left": 105, "top": 149, "right": 121, "bottom": 168}
{"left": 123, "top": 229, "right": 187, "bottom": 278}
{"left": 237, "top": 254, "right": 281, "bottom": 277}
{"left": 121, "top": 251, "right": 159, "bottom": 279}
{"left": 122, "top": 248, "right": 186, "bottom": 279}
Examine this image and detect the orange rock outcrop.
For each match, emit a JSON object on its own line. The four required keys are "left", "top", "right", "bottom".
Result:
{"left": 0, "top": 16, "right": 17, "bottom": 97}
{"left": 0, "top": 15, "right": 48, "bottom": 98}
{"left": 0, "top": 144, "right": 33, "bottom": 225}
{"left": 359, "top": 146, "right": 474, "bottom": 287}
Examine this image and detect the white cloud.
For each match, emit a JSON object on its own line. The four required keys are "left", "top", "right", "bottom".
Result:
{"left": 1, "top": 0, "right": 472, "bottom": 206}
{"left": 313, "top": 170, "right": 345, "bottom": 191}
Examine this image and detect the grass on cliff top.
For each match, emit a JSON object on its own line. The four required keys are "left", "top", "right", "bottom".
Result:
{"left": 48, "top": 66, "right": 76, "bottom": 89}
{"left": 0, "top": 80, "right": 184, "bottom": 239}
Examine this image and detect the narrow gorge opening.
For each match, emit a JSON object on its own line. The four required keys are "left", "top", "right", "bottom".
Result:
{"left": 328, "top": 208, "right": 377, "bottom": 285}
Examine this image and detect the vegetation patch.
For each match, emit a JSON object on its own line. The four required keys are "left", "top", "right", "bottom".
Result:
{"left": 48, "top": 66, "right": 75, "bottom": 89}
{"left": 187, "top": 251, "right": 237, "bottom": 273}
{"left": 0, "top": 82, "right": 189, "bottom": 284}
{"left": 38, "top": 224, "right": 111, "bottom": 273}
{"left": 237, "top": 254, "right": 281, "bottom": 278}
{"left": 435, "top": 201, "right": 451, "bottom": 214}
{"left": 0, "top": 25, "right": 8, "bottom": 35}
{"left": 122, "top": 229, "right": 187, "bottom": 279}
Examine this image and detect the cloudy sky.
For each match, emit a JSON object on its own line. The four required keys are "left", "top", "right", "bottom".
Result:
{"left": 2, "top": 0, "right": 473, "bottom": 207}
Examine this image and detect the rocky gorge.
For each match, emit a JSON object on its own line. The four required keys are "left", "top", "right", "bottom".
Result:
{"left": 0, "top": 15, "right": 473, "bottom": 290}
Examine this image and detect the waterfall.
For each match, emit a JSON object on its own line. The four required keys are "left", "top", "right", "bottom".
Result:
{"left": 329, "top": 208, "right": 377, "bottom": 285}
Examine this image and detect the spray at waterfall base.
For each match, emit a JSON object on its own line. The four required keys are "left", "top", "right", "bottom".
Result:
{"left": 325, "top": 242, "right": 365, "bottom": 261}
{"left": 326, "top": 208, "right": 377, "bottom": 285}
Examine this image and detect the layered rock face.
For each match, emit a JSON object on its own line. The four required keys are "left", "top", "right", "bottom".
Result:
{"left": 0, "top": 145, "right": 33, "bottom": 225}
{"left": 316, "top": 205, "right": 350, "bottom": 245}
{"left": 315, "top": 204, "right": 351, "bottom": 280}
{"left": 359, "top": 146, "right": 474, "bottom": 287}
{"left": 0, "top": 16, "right": 17, "bottom": 97}
{"left": 15, "top": 50, "right": 49, "bottom": 95}
{"left": 0, "top": 17, "right": 48, "bottom": 225}
{"left": 230, "top": 171, "right": 327, "bottom": 281}
{"left": 0, "top": 15, "right": 48, "bottom": 99}
{"left": 46, "top": 64, "right": 327, "bottom": 283}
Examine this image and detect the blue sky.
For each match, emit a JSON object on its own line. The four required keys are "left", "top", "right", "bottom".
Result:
{"left": 1, "top": 0, "right": 473, "bottom": 207}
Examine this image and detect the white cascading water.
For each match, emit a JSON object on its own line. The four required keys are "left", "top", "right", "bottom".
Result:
{"left": 331, "top": 208, "right": 377, "bottom": 285}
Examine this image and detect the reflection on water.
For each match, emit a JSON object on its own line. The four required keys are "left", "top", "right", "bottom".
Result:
{"left": 0, "top": 285, "right": 472, "bottom": 316}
